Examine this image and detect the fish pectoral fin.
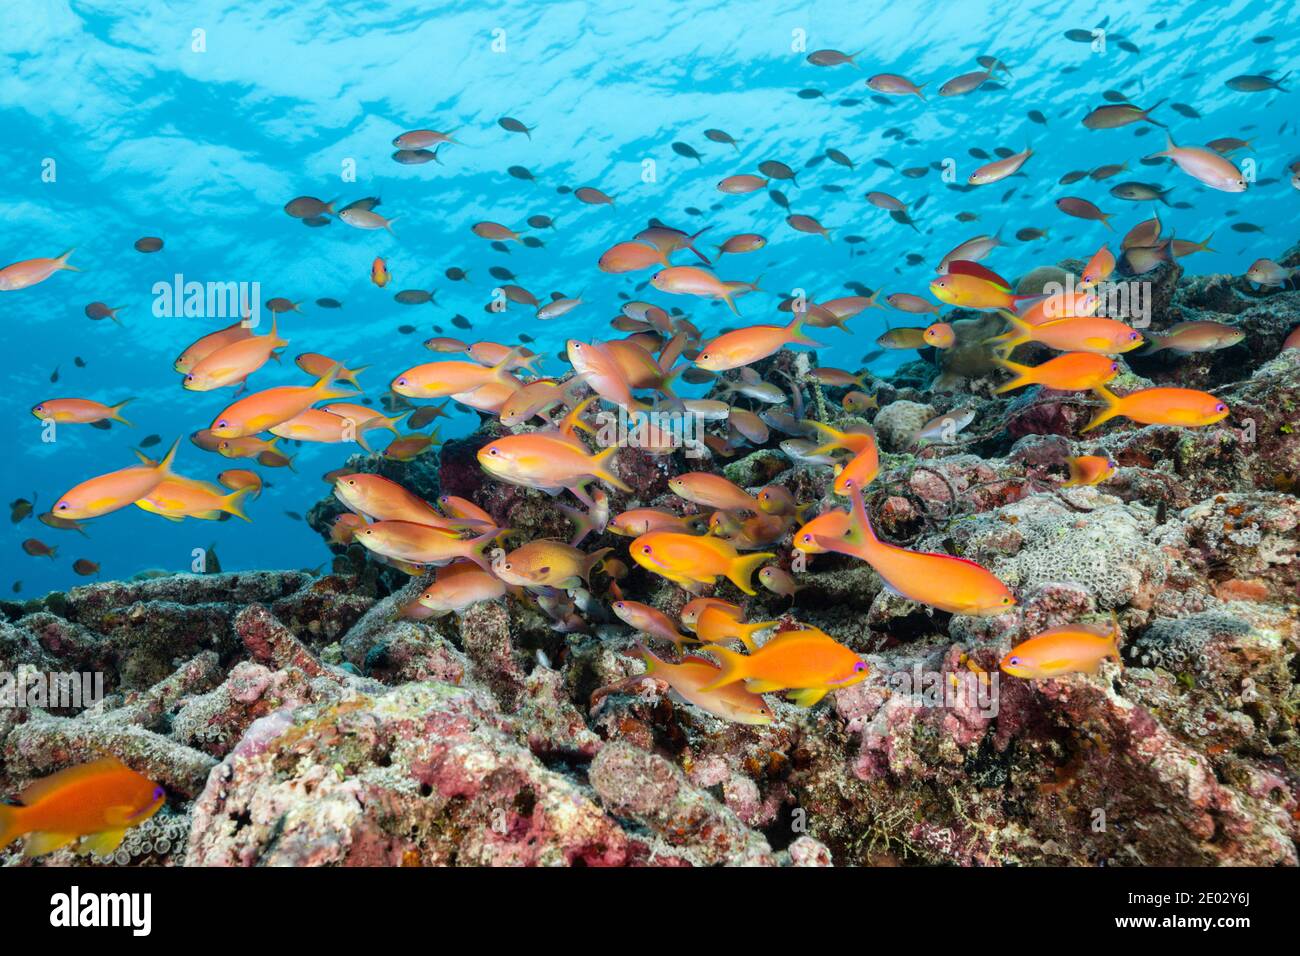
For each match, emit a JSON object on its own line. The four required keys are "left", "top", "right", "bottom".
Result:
{"left": 79, "top": 827, "right": 129, "bottom": 857}
{"left": 787, "top": 687, "right": 829, "bottom": 708}
{"left": 744, "top": 678, "right": 787, "bottom": 694}
{"left": 24, "top": 831, "right": 79, "bottom": 858}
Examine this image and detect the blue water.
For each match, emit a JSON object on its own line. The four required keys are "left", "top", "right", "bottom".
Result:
{"left": 2, "top": 0, "right": 1296, "bottom": 596}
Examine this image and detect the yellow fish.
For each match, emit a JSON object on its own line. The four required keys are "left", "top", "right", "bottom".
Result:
{"left": 1000, "top": 619, "right": 1122, "bottom": 679}
{"left": 51, "top": 439, "right": 180, "bottom": 520}
{"left": 0, "top": 756, "right": 165, "bottom": 858}
{"left": 701, "top": 625, "right": 868, "bottom": 708}
{"left": 629, "top": 531, "right": 772, "bottom": 595}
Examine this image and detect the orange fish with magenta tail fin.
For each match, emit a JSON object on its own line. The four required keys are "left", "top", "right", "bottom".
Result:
{"left": 814, "top": 486, "right": 1015, "bottom": 616}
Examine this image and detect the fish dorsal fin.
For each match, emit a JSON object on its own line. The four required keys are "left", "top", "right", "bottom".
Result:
{"left": 946, "top": 259, "right": 1011, "bottom": 291}
{"left": 18, "top": 756, "right": 127, "bottom": 806}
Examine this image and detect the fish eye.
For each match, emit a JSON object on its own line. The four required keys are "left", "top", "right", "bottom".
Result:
{"left": 801, "top": 534, "right": 812, "bottom": 542}
{"left": 184, "top": 374, "right": 194, "bottom": 382}
{"left": 1002, "top": 596, "right": 1014, "bottom": 604}
{"left": 853, "top": 661, "right": 866, "bottom": 673}
{"left": 57, "top": 502, "right": 68, "bottom": 510}
{"left": 1009, "top": 656, "right": 1021, "bottom": 666}
{"left": 397, "top": 377, "right": 407, "bottom": 386}
{"left": 1110, "top": 362, "right": 1119, "bottom": 372}
{"left": 641, "top": 545, "right": 652, "bottom": 554}
{"left": 1215, "top": 403, "right": 1226, "bottom": 412}
{"left": 152, "top": 786, "right": 166, "bottom": 801}
{"left": 488, "top": 447, "right": 499, "bottom": 455}
{"left": 217, "top": 420, "right": 228, "bottom": 428}
{"left": 502, "top": 563, "right": 512, "bottom": 570}
{"left": 1128, "top": 332, "right": 1138, "bottom": 340}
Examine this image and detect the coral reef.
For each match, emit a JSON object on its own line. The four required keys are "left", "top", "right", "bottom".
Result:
{"left": 3, "top": 261, "right": 1298, "bottom": 868}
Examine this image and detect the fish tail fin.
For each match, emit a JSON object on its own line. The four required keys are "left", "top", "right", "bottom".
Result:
{"left": 992, "top": 356, "right": 1033, "bottom": 393}
{"left": 110, "top": 397, "right": 135, "bottom": 426}
{"left": 638, "top": 643, "right": 661, "bottom": 674}
{"left": 222, "top": 486, "right": 253, "bottom": 522}
{"left": 466, "top": 529, "right": 499, "bottom": 571}
{"left": 590, "top": 445, "right": 632, "bottom": 493}
{"left": 1101, "top": 213, "right": 1114, "bottom": 232}
{"left": 311, "top": 363, "right": 355, "bottom": 402}
{"left": 1081, "top": 385, "right": 1123, "bottom": 433}
{"left": 721, "top": 292, "right": 740, "bottom": 316}
{"left": 0, "top": 804, "right": 23, "bottom": 850}
{"left": 727, "top": 551, "right": 776, "bottom": 596}
{"left": 1107, "top": 611, "right": 1124, "bottom": 664}
{"left": 914, "top": 83, "right": 927, "bottom": 101}
{"left": 688, "top": 225, "right": 714, "bottom": 265}
{"left": 1199, "top": 232, "right": 1216, "bottom": 254}
{"left": 384, "top": 215, "right": 400, "bottom": 236}
{"left": 559, "top": 395, "right": 598, "bottom": 436}
{"left": 784, "top": 316, "right": 825, "bottom": 349}
{"left": 736, "top": 619, "right": 779, "bottom": 651}
{"left": 56, "top": 248, "right": 79, "bottom": 272}
{"left": 487, "top": 349, "right": 521, "bottom": 387}
{"left": 344, "top": 364, "right": 369, "bottom": 390}
{"left": 156, "top": 437, "right": 181, "bottom": 477}
{"left": 380, "top": 411, "right": 405, "bottom": 436}
{"left": 584, "top": 546, "right": 614, "bottom": 581}
{"left": 1144, "top": 97, "right": 1167, "bottom": 127}
{"left": 697, "top": 643, "right": 749, "bottom": 691}
{"left": 1140, "top": 335, "right": 1166, "bottom": 354}
{"left": 984, "top": 309, "right": 1030, "bottom": 349}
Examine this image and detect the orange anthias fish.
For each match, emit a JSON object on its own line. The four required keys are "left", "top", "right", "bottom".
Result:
{"left": 355, "top": 521, "right": 497, "bottom": 571}
{"left": 630, "top": 531, "right": 772, "bottom": 595}
{"left": 701, "top": 625, "right": 869, "bottom": 708}
{"left": 335, "top": 473, "right": 476, "bottom": 531}
{"left": 492, "top": 540, "right": 611, "bottom": 589}
{"left": 391, "top": 354, "right": 520, "bottom": 399}
{"left": 1082, "top": 386, "right": 1230, "bottom": 432}
{"left": 184, "top": 317, "right": 288, "bottom": 391}
{"left": 1000, "top": 619, "right": 1122, "bottom": 680}
{"left": 134, "top": 463, "right": 252, "bottom": 522}
{"left": 695, "top": 605, "right": 778, "bottom": 650}
{"left": 990, "top": 313, "right": 1144, "bottom": 355}
{"left": 793, "top": 509, "right": 852, "bottom": 554}
{"left": 667, "top": 472, "right": 759, "bottom": 512}
{"left": 371, "top": 256, "right": 391, "bottom": 287}
{"left": 814, "top": 487, "right": 1016, "bottom": 616}
{"left": 1080, "top": 243, "right": 1116, "bottom": 289}
{"left": 174, "top": 320, "right": 254, "bottom": 373}
{"left": 680, "top": 597, "right": 743, "bottom": 631}
{"left": 612, "top": 600, "right": 693, "bottom": 648}
{"left": 609, "top": 508, "right": 709, "bottom": 537}
{"left": 639, "top": 646, "right": 774, "bottom": 725}
{"left": 209, "top": 367, "right": 356, "bottom": 438}
{"left": 477, "top": 431, "right": 631, "bottom": 505}
{"left": 51, "top": 438, "right": 180, "bottom": 520}
{"left": 0, "top": 248, "right": 78, "bottom": 291}
{"left": 1063, "top": 454, "right": 1117, "bottom": 487}
{"left": 0, "top": 756, "right": 165, "bottom": 857}
{"left": 416, "top": 561, "right": 506, "bottom": 616}
{"left": 695, "top": 317, "right": 823, "bottom": 371}
{"left": 650, "top": 265, "right": 754, "bottom": 314}
{"left": 31, "top": 398, "right": 134, "bottom": 426}
{"left": 270, "top": 408, "right": 373, "bottom": 452}
{"left": 994, "top": 352, "right": 1119, "bottom": 393}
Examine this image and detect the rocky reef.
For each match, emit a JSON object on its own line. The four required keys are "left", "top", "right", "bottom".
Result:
{"left": 2, "top": 253, "right": 1298, "bottom": 867}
